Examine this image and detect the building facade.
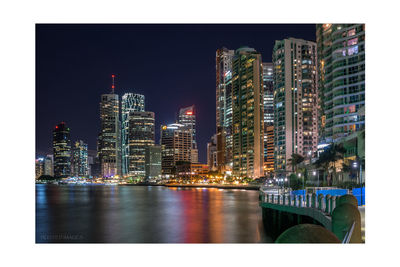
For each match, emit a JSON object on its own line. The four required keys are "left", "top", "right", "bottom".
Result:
{"left": 44, "top": 155, "right": 53, "bottom": 176}
{"left": 178, "top": 105, "right": 198, "bottom": 163}
{"left": 316, "top": 24, "right": 365, "bottom": 143}
{"left": 231, "top": 47, "right": 264, "bottom": 178}
{"left": 99, "top": 93, "right": 121, "bottom": 178}
{"left": 128, "top": 111, "right": 155, "bottom": 177}
{"left": 176, "top": 162, "right": 209, "bottom": 181}
{"left": 145, "top": 145, "right": 162, "bottom": 180}
{"left": 160, "top": 123, "right": 192, "bottom": 175}
{"left": 53, "top": 122, "right": 71, "bottom": 178}
{"left": 216, "top": 47, "right": 235, "bottom": 173}
{"left": 121, "top": 93, "right": 145, "bottom": 176}
{"left": 264, "top": 125, "right": 274, "bottom": 174}
{"left": 262, "top": 62, "right": 274, "bottom": 175}
{"left": 35, "top": 158, "right": 44, "bottom": 179}
{"left": 273, "top": 38, "right": 319, "bottom": 174}
{"left": 206, "top": 134, "right": 218, "bottom": 172}
{"left": 71, "top": 140, "right": 89, "bottom": 177}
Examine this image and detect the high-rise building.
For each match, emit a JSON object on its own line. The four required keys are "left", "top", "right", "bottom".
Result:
{"left": 231, "top": 47, "right": 264, "bottom": 179}
{"left": 160, "top": 123, "right": 192, "bottom": 175}
{"left": 264, "top": 126, "right": 274, "bottom": 174}
{"left": 178, "top": 105, "right": 198, "bottom": 163}
{"left": 216, "top": 47, "right": 235, "bottom": 173}
{"left": 90, "top": 157, "right": 101, "bottom": 178}
{"left": 262, "top": 62, "right": 274, "bottom": 175}
{"left": 53, "top": 122, "right": 71, "bottom": 178}
{"left": 273, "top": 38, "right": 318, "bottom": 174}
{"left": 145, "top": 145, "right": 162, "bottom": 180}
{"left": 35, "top": 157, "right": 44, "bottom": 179}
{"left": 316, "top": 24, "right": 365, "bottom": 143}
{"left": 98, "top": 75, "right": 121, "bottom": 178}
{"left": 121, "top": 93, "right": 145, "bottom": 176}
{"left": 128, "top": 111, "right": 155, "bottom": 176}
{"left": 206, "top": 134, "right": 217, "bottom": 172}
{"left": 44, "top": 155, "right": 53, "bottom": 176}
{"left": 71, "top": 140, "right": 89, "bottom": 177}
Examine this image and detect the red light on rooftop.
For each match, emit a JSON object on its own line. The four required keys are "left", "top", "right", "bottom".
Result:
{"left": 186, "top": 111, "right": 193, "bottom": 115}
{"left": 55, "top": 126, "right": 58, "bottom": 129}
{"left": 112, "top": 74, "right": 115, "bottom": 78}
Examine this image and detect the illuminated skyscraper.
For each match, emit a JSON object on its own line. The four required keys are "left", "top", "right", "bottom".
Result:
{"left": 160, "top": 123, "right": 192, "bottom": 175}
{"left": 216, "top": 47, "right": 234, "bottom": 173}
{"left": 98, "top": 75, "right": 121, "bottom": 177}
{"left": 273, "top": 38, "right": 318, "bottom": 174}
{"left": 52, "top": 122, "right": 71, "bottom": 178}
{"left": 262, "top": 62, "right": 274, "bottom": 175}
{"left": 178, "top": 105, "right": 198, "bottom": 163}
{"left": 316, "top": 24, "right": 365, "bottom": 143}
{"left": 121, "top": 93, "right": 145, "bottom": 176}
{"left": 128, "top": 111, "right": 155, "bottom": 176}
{"left": 145, "top": 145, "right": 162, "bottom": 180}
{"left": 231, "top": 47, "right": 264, "bottom": 179}
{"left": 44, "top": 155, "right": 53, "bottom": 176}
{"left": 35, "top": 158, "right": 44, "bottom": 179}
{"left": 71, "top": 140, "right": 89, "bottom": 177}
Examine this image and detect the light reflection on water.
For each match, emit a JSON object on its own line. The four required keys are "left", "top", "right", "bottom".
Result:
{"left": 36, "top": 184, "right": 272, "bottom": 243}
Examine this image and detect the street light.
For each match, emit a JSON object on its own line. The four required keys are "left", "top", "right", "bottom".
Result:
{"left": 298, "top": 173, "right": 304, "bottom": 189}
{"left": 353, "top": 161, "right": 359, "bottom": 183}
{"left": 313, "top": 170, "right": 319, "bottom": 187}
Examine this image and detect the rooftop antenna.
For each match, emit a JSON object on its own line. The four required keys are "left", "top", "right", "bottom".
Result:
{"left": 111, "top": 74, "right": 115, "bottom": 94}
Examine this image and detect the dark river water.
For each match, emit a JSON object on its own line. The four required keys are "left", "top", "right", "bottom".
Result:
{"left": 36, "top": 184, "right": 272, "bottom": 243}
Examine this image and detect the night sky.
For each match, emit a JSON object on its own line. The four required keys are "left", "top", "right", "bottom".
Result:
{"left": 36, "top": 24, "right": 316, "bottom": 163}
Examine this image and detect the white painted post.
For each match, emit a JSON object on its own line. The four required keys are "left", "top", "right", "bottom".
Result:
{"left": 299, "top": 195, "right": 304, "bottom": 207}
{"left": 325, "top": 195, "right": 331, "bottom": 213}
{"left": 331, "top": 196, "right": 336, "bottom": 214}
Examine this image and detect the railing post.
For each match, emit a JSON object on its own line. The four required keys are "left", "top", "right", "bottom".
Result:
{"left": 331, "top": 196, "right": 337, "bottom": 215}
{"left": 299, "top": 195, "right": 304, "bottom": 207}
{"left": 312, "top": 193, "right": 317, "bottom": 208}
{"left": 318, "top": 194, "right": 324, "bottom": 211}
{"left": 277, "top": 195, "right": 281, "bottom": 205}
{"left": 325, "top": 194, "right": 331, "bottom": 213}
{"left": 306, "top": 194, "right": 310, "bottom": 207}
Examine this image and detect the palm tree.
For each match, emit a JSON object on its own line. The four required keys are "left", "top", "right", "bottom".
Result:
{"left": 288, "top": 153, "right": 305, "bottom": 173}
{"left": 314, "top": 143, "right": 346, "bottom": 186}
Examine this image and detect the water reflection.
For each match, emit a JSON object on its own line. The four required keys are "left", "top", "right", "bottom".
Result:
{"left": 36, "top": 184, "right": 272, "bottom": 243}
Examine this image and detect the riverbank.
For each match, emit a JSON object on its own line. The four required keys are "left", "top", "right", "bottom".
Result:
{"left": 38, "top": 182, "right": 261, "bottom": 190}
{"left": 163, "top": 183, "right": 260, "bottom": 190}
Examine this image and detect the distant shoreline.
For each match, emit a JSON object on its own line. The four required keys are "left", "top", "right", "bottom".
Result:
{"left": 121, "top": 183, "right": 261, "bottom": 190}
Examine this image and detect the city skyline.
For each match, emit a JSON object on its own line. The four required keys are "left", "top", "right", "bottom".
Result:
{"left": 36, "top": 24, "right": 316, "bottom": 163}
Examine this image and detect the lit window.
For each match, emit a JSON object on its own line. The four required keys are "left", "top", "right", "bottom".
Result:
{"left": 348, "top": 46, "right": 359, "bottom": 56}
{"left": 347, "top": 38, "right": 358, "bottom": 46}
{"left": 347, "top": 29, "right": 356, "bottom": 37}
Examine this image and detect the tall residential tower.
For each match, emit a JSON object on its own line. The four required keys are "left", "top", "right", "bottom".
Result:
{"left": 231, "top": 47, "right": 264, "bottom": 179}
{"left": 215, "top": 47, "right": 234, "bottom": 173}
{"left": 273, "top": 38, "right": 318, "bottom": 174}
{"left": 262, "top": 62, "right": 274, "bottom": 174}
{"left": 316, "top": 24, "right": 365, "bottom": 143}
